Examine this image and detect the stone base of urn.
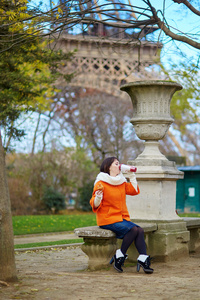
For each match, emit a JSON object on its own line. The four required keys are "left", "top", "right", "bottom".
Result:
{"left": 126, "top": 143, "right": 184, "bottom": 221}
{"left": 124, "top": 141, "right": 190, "bottom": 261}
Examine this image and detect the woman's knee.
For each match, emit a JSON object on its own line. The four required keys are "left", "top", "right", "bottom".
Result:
{"left": 128, "top": 226, "right": 144, "bottom": 238}
{"left": 137, "top": 227, "right": 144, "bottom": 236}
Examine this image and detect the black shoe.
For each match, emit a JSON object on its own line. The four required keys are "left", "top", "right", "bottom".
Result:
{"left": 122, "top": 254, "right": 128, "bottom": 266}
{"left": 110, "top": 254, "right": 126, "bottom": 273}
{"left": 137, "top": 256, "right": 154, "bottom": 274}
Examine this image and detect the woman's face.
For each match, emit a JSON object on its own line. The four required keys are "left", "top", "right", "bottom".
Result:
{"left": 109, "top": 159, "right": 120, "bottom": 177}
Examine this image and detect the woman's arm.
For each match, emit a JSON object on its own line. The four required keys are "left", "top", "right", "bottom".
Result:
{"left": 129, "top": 172, "right": 138, "bottom": 192}
{"left": 125, "top": 173, "right": 140, "bottom": 195}
{"left": 90, "top": 182, "right": 104, "bottom": 211}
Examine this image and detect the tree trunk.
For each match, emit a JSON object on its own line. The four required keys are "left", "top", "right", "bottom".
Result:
{"left": 31, "top": 112, "right": 41, "bottom": 155}
{"left": 0, "top": 131, "right": 17, "bottom": 282}
{"left": 168, "top": 130, "right": 192, "bottom": 165}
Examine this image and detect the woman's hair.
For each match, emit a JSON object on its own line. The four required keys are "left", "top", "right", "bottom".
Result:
{"left": 100, "top": 156, "right": 118, "bottom": 175}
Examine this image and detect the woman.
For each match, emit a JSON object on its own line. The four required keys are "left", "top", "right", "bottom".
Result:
{"left": 90, "top": 156, "right": 153, "bottom": 274}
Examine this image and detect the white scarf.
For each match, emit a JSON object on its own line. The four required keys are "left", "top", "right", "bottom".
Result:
{"left": 94, "top": 172, "right": 127, "bottom": 186}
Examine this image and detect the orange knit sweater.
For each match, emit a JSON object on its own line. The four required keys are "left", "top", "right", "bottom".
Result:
{"left": 90, "top": 180, "right": 140, "bottom": 226}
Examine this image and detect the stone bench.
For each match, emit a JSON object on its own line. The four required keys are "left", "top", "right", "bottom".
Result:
{"left": 74, "top": 218, "right": 200, "bottom": 270}
{"left": 183, "top": 217, "right": 200, "bottom": 252}
{"left": 74, "top": 223, "right": 157, "bottom": 270}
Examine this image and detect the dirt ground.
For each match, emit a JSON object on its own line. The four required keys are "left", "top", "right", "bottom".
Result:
{"left": 1, "top": 246, "right": 200, "bottom": 300}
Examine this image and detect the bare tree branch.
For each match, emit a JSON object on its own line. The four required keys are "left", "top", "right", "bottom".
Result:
{"left": 1, "top": 1, "right": 200, "bottom": 51}
{"left": 149, "top": 4, "right": 200, "bottom": 50}
{"left": 168, "top": 130, "right": 192, "bottom": 165}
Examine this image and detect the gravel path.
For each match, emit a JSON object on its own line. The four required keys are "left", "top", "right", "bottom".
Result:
{"left": 1, "top": 246, "right": 200, "bottom": 300}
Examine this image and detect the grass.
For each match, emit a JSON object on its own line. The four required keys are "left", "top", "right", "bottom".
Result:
{"left": 14, "top": 238, "right": 83, "bottom": 249}
{"left": 12, "top": 212, "right": 200, "bottom": 249}
{"left": 179, "top": 213, "right": 200, "bottom": 218}
{"left": 13, "top": 213, "right": 96, "bottom": 235}
{"left": 12, "top": 213, "right": 200, "bottom": 236}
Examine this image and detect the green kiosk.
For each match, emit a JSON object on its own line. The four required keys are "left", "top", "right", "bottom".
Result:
{"left": 176, "top": 166, "right": 200, "bottom": 213}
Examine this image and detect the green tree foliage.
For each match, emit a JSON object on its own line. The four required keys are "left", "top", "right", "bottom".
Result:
{"left": 78, "top": 181, "right": 93, "bottom": 212}
{"left": 42, "top": 186, "right": 66, "bottom": 213}
{"left": 164, "top": 60, "right": 199, "bottom": 132}
{"left": 160, "top": 58, "right": 200, "bottom": 164}
{"left": 0, "top": 0, "right": 74, "bottom": 150}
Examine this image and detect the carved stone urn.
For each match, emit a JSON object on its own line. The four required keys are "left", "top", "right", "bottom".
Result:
{"left": 120, "top": 80, "right": 190, "bottom": 262}
{"left": 120, "top": 80, "right": 182, "bottom": 160}
{"left": 120, "top": 80, "right": 185, "bottom": 220}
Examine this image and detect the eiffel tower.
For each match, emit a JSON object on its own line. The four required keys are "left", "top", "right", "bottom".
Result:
{"left": 55, "top": 1, "right": 162, "bottom": 97}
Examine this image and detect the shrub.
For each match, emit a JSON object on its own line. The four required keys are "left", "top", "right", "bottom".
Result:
{"left": 78, "top": 181, "right": 94, "bottom": 211}
{"left": 42, "top": 186, "right": 66, "bottom": 213}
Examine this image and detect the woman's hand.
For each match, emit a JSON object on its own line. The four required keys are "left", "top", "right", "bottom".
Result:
{"left": 95, "top": 190, "right": 103, "bottom": 197}
{"left": 94, "top": 190, "right": 103, "bottom": 207}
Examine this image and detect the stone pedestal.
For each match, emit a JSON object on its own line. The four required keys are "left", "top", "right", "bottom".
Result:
{"left": 120, "top": 80, "right": 190, "bottom": 261}
{"left": 125, "top": 154, "right": 189, "bottom": 261}
{"left": 126, "top": 153, "right": 183, "bottom": 221}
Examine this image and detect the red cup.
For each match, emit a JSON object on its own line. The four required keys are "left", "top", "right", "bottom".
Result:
{"left": 119, "top": 164, "right": 137, "bottom": 173}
